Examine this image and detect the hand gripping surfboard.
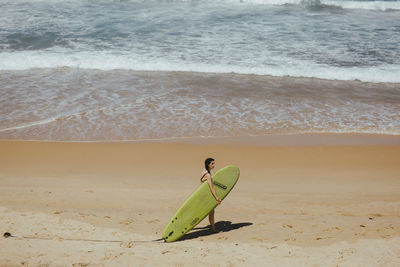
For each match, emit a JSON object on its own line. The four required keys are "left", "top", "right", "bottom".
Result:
{"left": 162, "top": 165, "right": 240, "bottom": 242}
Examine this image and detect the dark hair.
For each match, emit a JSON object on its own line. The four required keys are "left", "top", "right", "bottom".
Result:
{"left": 204, "top": 158, "right": 215, "bottom": 174}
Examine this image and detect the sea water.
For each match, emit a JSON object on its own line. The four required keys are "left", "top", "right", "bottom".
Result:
{"left": 0, "top": 0, "right": 399, "bottom": 141}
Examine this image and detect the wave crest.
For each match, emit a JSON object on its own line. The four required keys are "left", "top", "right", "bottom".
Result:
{"left": 11, "top": 0, "right": 400, "bottom": 10}
{"left": 227, "top": 0, "right": 400, "bottom": 11}
{"left": 0, "top": 51, "right": 399, "bottom": 83}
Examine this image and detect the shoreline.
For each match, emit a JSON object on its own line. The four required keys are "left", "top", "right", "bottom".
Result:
{"left": 2, "top": 61, "right": 400, "bottom": 85}
{"left": 3, "top": 67, "right": 400, "bottom": 84}
{"left": 1, "top": 132, "right": 399, "bottom": 146}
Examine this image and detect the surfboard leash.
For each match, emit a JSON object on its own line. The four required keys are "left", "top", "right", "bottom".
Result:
{"left": 3, "top": 232, "right": 164, "bottom": 243}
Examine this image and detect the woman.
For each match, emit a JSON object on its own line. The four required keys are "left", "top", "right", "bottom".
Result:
{"left": 200, "top": 157, "right": 221, "bottom": 232}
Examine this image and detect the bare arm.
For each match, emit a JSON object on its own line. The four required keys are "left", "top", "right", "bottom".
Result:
{"left": 205, "top": 174, "right": 221, "bottom": 205}
{"left": 200, "top": 171, "right": 208, "bottom": 183}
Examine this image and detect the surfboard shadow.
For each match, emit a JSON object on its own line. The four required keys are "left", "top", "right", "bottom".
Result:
{"left": 179, "top": 221, "right": 253, "bottom": 241}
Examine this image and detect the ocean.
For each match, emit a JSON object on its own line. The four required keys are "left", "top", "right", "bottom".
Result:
{"left": 0, "top": 0, "right": 399, "bottom": 141}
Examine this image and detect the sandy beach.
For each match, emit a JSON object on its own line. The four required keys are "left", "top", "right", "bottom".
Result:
{"left": 0, "top": 134, "right": 399, "bottom": 266}
{"left": 2, "top": 0, "right": 400, "bottom": 266}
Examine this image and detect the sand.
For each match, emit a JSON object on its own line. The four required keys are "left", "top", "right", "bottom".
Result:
{"left": 0, "top": 135, "right": 399, "bottom": 266}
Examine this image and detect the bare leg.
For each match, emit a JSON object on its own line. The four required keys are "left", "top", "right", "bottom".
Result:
{"left": 209, "top": 209, "right": 216, "bottom": 232}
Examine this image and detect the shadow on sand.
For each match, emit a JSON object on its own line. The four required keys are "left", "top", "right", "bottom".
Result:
{"left": 179, "top": 221, "right": 253, "bottom": 241}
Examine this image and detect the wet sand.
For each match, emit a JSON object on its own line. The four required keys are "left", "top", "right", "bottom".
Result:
{"left": 0, "top": 135, "right": 399, "bottom": 266}
{"left": 2, "top": 69, "right": 400, "bottom": 141}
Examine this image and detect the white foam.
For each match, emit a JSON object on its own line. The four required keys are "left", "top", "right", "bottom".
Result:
{"left": 219, "top": 0, "right": 400, "bottom": 10}
{"left": 1, "top": 51, "right": 399, "bottom": 83}
{"left": 0, "top": 117, "right": 58, "bottom": 132}
{"left": 1, "top": 86, "right": 399, "bottom": 140}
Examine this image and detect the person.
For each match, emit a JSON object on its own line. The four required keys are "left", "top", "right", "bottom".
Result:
{"left": 200, "top": 157, "right": 221, "bottom": 232}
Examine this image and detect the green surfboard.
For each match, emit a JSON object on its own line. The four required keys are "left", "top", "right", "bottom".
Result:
{"left": 162, "top": 165, "right": 240, "bottom": 242}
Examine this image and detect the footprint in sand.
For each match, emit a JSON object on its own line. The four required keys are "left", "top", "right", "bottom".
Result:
{"left": 218, "top": 236, "right": 229, "bottom": 240}
{"left": 322, "top": 226, "right": 342, "bottom": 232}
{"left": 78, "top": 213, "right": 96, "bottom": 217}
{"left": 121, "top": 241, "right": 134, "bottom": 248}
{"left": 147, "top": 219, "right": 160, "bottom": 223}
{"left": 120, "top": 219, "right": 134, "bottom": 225}
{"left": 338, "top": 247, "right": 356, "bottom": 257}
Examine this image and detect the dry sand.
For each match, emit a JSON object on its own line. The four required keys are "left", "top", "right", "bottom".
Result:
{"left": 0, "top": 135, "right": 399, "bottom": 266}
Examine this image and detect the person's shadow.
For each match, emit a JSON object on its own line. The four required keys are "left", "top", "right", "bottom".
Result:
{"left": 179, "top": 221, "right": 253, "bottom": 241}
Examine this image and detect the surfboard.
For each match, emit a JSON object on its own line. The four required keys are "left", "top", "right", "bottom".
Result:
{"left": 162, "top": 165, "right": 240, "bottom": 242}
